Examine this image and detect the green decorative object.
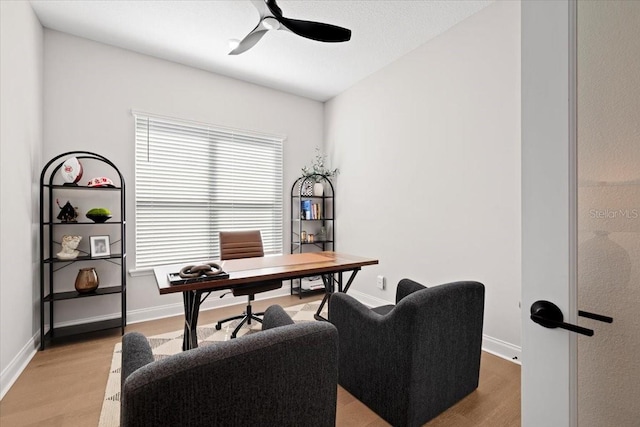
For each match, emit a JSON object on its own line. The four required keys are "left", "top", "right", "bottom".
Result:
{"left": 86, "top": 207, "right": 112, "bottom": 223}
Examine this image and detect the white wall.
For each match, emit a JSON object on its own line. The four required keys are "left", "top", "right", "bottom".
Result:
{"left": 0, "top": 1, "right": 44, "bottom": 398}
{"left": 42, "top": 31, "right": 324, "bottom": 325}
{"left": 325, "top": 1, "right": 521, "bottom": 358}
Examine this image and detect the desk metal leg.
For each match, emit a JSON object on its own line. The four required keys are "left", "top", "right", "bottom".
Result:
{"left": 182, "top": 290, "right": 207, "bottom": 351}
{"left": 314, "top": 275, "right": 333, "bottom": 321}
{"left": 314, "top": 268, "right": 361, "bottom": 321}
{"left": 341, "top": 269, "right": 359, "bottom": 294}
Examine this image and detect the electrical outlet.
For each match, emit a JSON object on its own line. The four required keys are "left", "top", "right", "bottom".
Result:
{"left": 376, "top": 275, "right": 386, "bottom": 290}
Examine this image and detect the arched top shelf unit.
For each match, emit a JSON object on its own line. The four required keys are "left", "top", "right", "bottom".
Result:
{"left": 38, "top": 151, "right": 127, "bottom": 350}
{"left": 290, "top": 174, "right": 335, "bottom": 298}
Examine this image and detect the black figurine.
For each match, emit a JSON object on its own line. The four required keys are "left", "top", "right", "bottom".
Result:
{"left": 56, "top": 199, "right": 78, "bottom": 223}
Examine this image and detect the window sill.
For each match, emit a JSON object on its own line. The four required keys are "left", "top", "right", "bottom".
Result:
{"left": 128, "top": 268, "right": 154, "bottom": 277}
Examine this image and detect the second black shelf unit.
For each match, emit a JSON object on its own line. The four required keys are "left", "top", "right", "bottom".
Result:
{"left": 290, "top": 174, "right": 335, "bottom": 298}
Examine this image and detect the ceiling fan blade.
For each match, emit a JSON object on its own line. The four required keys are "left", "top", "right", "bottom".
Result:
{"left": 250, "top": 0, "right": 269, "bottom": 19}
{"left": 229, "top": 26, "right": 269, "bottom": 55}
{"left": 265, "top": 0, "right": 283, "bottom": 17}
{"left": 277, "top": 17, "right": 351, "bottom": 42}
{"left": 264, "top": 0, "right": 351, "bottom": 43}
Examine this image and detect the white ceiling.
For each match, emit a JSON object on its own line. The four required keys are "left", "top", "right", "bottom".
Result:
{"left": 29, "top": 0, "right": 493, "bottom": 102}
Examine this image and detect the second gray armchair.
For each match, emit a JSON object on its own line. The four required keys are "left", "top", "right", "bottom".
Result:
{"left": 329, "top": 279, "right": 485, "bottom": 427}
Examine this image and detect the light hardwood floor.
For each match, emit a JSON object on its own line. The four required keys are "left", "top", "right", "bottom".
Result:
{"left": 0, "top": 294, "right": 521, "bottom": 427}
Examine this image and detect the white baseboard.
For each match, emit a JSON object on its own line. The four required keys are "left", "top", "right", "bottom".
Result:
{"left": 0, "top": 333, "right": 38, "bottom": 400}
{"left": 482, "top": 334, "right": 522, "bottom": 365}
{"left": 347, "top": 289, "right": 393, "bottom": 308}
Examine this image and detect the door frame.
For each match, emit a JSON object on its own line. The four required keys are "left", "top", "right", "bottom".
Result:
{"left": 521, "top": 0, "right": 578, "bottom": 425}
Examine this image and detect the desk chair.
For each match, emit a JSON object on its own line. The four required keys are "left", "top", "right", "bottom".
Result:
{"left": 215, "top": 230, "right": 283, "bottom": 338}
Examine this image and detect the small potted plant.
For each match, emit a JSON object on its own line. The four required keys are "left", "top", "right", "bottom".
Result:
{"left": 301, "top": 147, "right": 338, "bottom": 196}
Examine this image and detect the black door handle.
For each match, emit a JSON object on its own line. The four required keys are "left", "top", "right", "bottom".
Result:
{"left": 578, "top": 310, "right": 613, "bottom": 323}
{"left": 530, "top": 300, "right": 594, "bottom": 337}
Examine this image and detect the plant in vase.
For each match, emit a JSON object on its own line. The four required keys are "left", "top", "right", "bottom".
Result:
{"left": 301, "top": 147, "right": 338, "bottom": 196}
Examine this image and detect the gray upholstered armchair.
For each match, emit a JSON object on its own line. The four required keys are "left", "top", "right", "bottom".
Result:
{"left": 329, "top": 279, "right": 485, "bottom": 427}
{"left": 121, "top": 305, "right": 338, "bottom": 427}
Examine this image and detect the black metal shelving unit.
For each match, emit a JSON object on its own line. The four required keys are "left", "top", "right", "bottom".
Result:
{"left": 39, "top": 151, "right": 126, "bottom": 350}
{"left": 290, "top": 174, "right": 335, "bottom": 298}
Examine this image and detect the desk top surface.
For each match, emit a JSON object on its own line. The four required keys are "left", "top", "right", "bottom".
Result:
{"left": 154, "top": 251, "right": 379, "bottom": 294}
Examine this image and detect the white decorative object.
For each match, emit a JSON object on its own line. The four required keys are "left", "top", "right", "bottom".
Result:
{"left": 60, "top": 157, "right": 83, "bottom": 184}
{"left": 57, "top": 235, "right": 82, "bottom": 259}
{"left": 313, "top": 182, "right": 324, "bottom": 196}
{"left": 87, "top": 176, "right": 115, "bottom": 188}
{"left": 299, "top": 179, "right": 314, "bottom": 196}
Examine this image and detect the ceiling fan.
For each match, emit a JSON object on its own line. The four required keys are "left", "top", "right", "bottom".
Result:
{"left": 229, "top": 0, "right": 352, "bottom": 55}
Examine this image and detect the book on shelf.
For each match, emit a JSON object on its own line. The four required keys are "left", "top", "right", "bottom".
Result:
{"left": 300, "top": 200, "right": 322, "bottom": 220}
{"left": 300, "top": 276, "right": 325, "bottom": 291}
{"left": 301, "top": 200, "right": 311, "bottom": 220}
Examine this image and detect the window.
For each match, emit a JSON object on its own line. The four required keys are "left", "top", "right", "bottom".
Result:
{"left": 134, "top": 112, "right": 284, "bottom": 269}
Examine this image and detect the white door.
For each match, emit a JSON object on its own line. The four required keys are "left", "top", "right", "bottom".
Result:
{"left": 521, "top": 1, "right": 575, "bottom": 424}
{"left": 522, "top": 1, "right": 640, "bottom": 426}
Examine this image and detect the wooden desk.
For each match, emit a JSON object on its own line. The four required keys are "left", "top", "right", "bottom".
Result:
{"left": 154, "top": 251, "right": 378, "bottom": 350}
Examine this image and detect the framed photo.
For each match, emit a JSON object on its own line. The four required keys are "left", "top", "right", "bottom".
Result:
{"left": 90, "top": 235, "right": 110, "bottom": 258}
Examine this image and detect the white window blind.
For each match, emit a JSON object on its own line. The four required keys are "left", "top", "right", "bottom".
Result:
{"left": 134, "top": 112, "right": 284, "bottom": 269}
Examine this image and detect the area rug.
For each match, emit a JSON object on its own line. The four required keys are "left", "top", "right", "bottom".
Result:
{"left": 98, "top": 301, "right": 328, "bottom": 427}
